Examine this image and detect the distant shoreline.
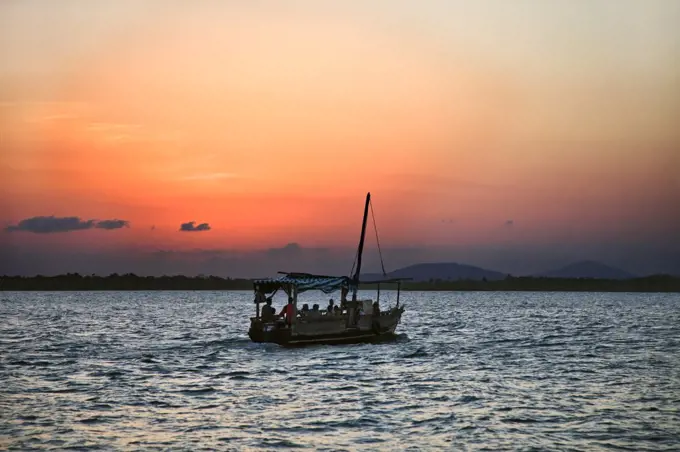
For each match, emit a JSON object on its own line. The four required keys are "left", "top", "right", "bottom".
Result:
{"left": 1, "top": 274, "right": 679, "bottom": 292}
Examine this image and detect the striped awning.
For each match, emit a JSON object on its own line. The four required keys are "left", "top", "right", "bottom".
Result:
{"left": 253, "top": 273, "right": 356, "bottom": 294}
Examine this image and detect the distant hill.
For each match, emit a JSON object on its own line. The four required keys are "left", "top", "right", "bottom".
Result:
{"left": 362, "top": 262, "right": 507, "bottom": 282}
{"left": 536, "top": 260, "right": 636, "bottom": 279}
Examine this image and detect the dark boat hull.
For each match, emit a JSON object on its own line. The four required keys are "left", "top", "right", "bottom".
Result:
{"left": 249, "top": 327, "right": 400, "bottom": 347}
{"left": 249, "top": 307, "right": 404, "bottom": 347}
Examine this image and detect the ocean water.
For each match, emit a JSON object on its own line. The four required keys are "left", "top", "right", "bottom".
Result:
{"left": 1, "top": 290, "right": 679, "bottom": 451}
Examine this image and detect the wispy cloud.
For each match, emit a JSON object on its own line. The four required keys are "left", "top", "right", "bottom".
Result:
{"left": 83, "top": 122, "right": 183, "bottom": 144}
{"left": 5, "top": 216, "right": 130, "bottom": 234}
{"left": 179, "top": 221, "right": 211, "bottom": 232}
{"left": 87, "top": 122, "right": 142, "bottom": 132}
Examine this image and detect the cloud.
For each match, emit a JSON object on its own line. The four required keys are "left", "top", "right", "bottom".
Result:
{"left": 4, "top": 216, "right": 130, "bottom": 233}
{"left": 179, "top": 221, "right": 211, "bottom": 232}
{"left": 95, "top": 219, "right": 130, "bottom": 230}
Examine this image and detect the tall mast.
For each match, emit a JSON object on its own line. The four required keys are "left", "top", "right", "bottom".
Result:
{"left": 352, "top": 192, "right": 371, "bottom": 300}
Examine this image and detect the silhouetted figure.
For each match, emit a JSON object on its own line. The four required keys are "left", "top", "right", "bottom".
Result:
{"left": 261, "top": 299, "right": 275, "bottom": 321}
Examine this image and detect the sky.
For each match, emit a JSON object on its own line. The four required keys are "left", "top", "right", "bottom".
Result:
{"left": 1, "top": 0, "right": 679, "bottom": 277}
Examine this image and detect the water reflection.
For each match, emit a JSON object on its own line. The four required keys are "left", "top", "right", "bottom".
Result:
{"left": 1, "top": 291, "right": 679, "bottom": 450}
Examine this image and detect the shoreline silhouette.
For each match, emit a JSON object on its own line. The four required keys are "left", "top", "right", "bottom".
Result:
{"left": 2, "top": 273, "right": 678, "bottom": 292}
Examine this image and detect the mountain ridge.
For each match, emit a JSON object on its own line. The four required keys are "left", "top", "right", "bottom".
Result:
{"left": 361, "top": 262, "right": 507, "bottom": 282}
{"left": 361, "top": 259, "right": 638, "bottom": 281}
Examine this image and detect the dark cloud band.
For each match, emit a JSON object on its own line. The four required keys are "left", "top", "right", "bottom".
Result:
{"left": 4, "top": 216, "right": 130, "bottom": 234}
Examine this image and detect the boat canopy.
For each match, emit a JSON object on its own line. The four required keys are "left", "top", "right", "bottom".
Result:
{"left": 252, "top": 271, "right": 411, "bottom": 295}
{"left": 253, "top": 272, "right": 357, "bottom": 295}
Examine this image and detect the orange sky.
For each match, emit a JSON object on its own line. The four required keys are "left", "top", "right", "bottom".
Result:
{"left": 2, "top": 1, "right": 679, "bottom": 255}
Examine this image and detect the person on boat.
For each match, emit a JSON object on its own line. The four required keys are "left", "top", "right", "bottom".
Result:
{"left": 261, "top": 298, "right": 275, "bottom": 322}
{"left": 327, "top": 299, "right": 335, "bottom": 313}
{"left": 308, "top": 304, "right": 321, "bottom": 319}
{"left": 300, "top": 303, "right": 310, "bottom": 315}
{"left": 372, "top": 301, "right": 380, "bottom": 317}
{"left": 279, "top": 298, "right": 294, "bottom": 325}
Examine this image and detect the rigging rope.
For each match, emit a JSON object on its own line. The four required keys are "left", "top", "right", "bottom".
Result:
{"left": 370, "top": 199, "right": 387, "bottom": 276}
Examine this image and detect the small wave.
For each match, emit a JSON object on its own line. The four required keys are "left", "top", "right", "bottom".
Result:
{"left": 79, "top": 416, "right": 119, "bottom": 425}
{"left": 179, "top": 387, "right": 217, "bottom": 395}
{"left": 482, "top": 337, "right": 526, "bottom": 345}
{"left": 229, "top": 374, "right": 252, "bottom": 381}
{"left": 91, "top": 403, "right": 114, "bottom": 410}
{"left": 17, "top": 414, "right": 38, "bottom": 421}
{"left": 533, "top": 341, "right": 569, "bottom": 348}
{"left": 147, "top": 400, "right": 183, "bottom": 408}
{"left": 198, "top": 337, "right": 252, "bottom": 348}
{"left": 196, "top": 404, "right": 220, "bottom": 410}
{"left": 330, "top": 385, "right": 360, "bottom": 391}
{"left": 501, "top": 416, "right": 561, "bottom": 424}
{"left": 203, "top": 350, "right": 220, "bottom": 360}
{"left": 41, "top": 388, "right": 82, "bottom": 394}
{"left": 394, "top": 333, "right": 410, "bottom": 342}
{"left": 257, "top": 439, "right": 308, "bottom": 449}
{"left": 412, "top": 413, "right": 456, "bottom": 425}
{"left": 402, "top": 348, "right": 429, "bottom": 358}
{"left": 355, "top": 436, "right": 386, "bottom": 444}
{"left": 90, "top": 369, "right": 127, "bottom": 379}
{"left": 141, "top": 364, "right": 171, "bottom": 374}
{"left": 330, "top": 354, "right": 361, "bottom": 361}
{"left": 224, "top": 370, "right": 250, "bottom": 377}
{"left": 6, "top": 359, "right": 52, "bottom": 367}
{"left": 184, "top": 425, "right": 222, "bottom": 433}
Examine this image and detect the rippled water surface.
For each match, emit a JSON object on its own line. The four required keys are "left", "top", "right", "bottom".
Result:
{"left": 1, "top": 291, "right": 680, "bottom": 451}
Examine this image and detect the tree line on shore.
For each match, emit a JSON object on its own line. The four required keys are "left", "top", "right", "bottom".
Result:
{"left": 1, "top": 273, "right": 679, "bottom": 292}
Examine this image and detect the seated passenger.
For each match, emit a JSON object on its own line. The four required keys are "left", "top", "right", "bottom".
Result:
{"left": 261, "top": 299, "right": 275, "bottom": 321}
{"left": 300, "top": 304, "right": 310, "bottom": 315}
{"left": 333, "top": 305, "right": 341, "bottom": 315}
{"left": 279, "top": 298, "right": 295, "bottom": 325}
{"left": 327, "top": 298, "right": 335, "bottom": 313}
{"left": 308, "top": 304, "right": 321, "bottom": 319}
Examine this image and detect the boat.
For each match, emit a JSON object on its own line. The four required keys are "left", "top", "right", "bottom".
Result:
{"left": 248, "top": 192, "right": 409, "bottom": 346}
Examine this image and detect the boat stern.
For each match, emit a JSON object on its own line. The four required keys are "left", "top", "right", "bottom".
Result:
{"left": 248, "top": 317, "right": 292, "bottom": 344}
